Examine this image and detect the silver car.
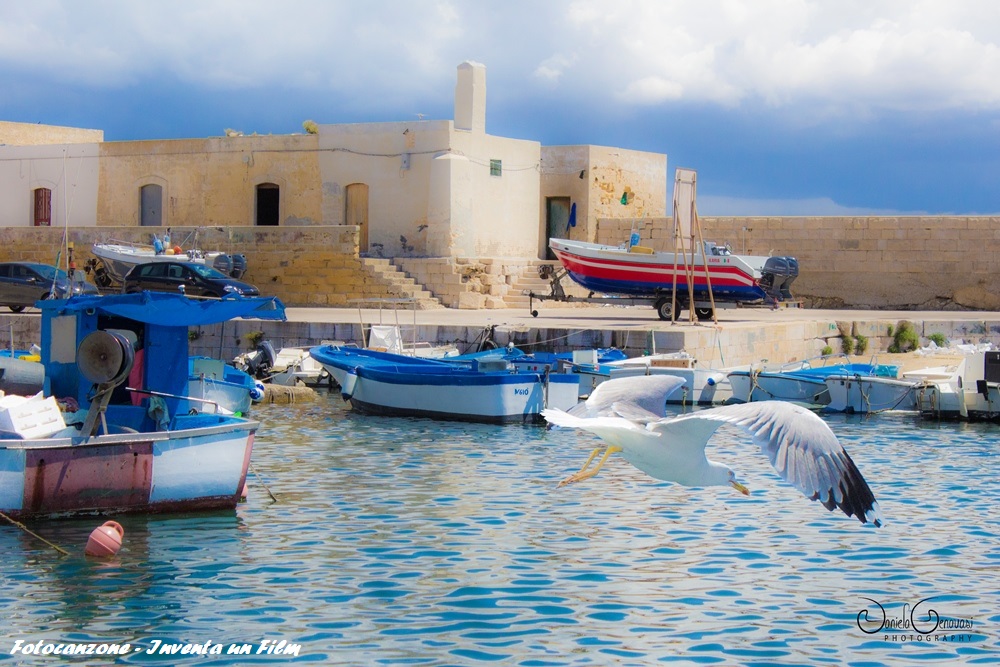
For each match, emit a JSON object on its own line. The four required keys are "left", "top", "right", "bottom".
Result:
{"left": 0, "top": 262, "right": 100, "bottom": 312}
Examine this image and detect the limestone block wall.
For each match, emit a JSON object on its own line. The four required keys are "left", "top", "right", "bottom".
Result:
{"left": 597, "top": 216, "right": 1000, "bottom": 310}
{"left": 0, "top": 121, "right": 103, "bottom": 145}
{"left": 0, "top": 226, "right": 403, "bottom": 307}
{"left": 394, "top": 257, "right": 539, "bottom": 309}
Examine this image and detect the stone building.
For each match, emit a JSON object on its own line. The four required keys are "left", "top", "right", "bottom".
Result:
{"left": 3, "top": 62, "right": 995, "bottom": 312}
{"left": 0, "top": 62, "right": 665, "bottom": 255}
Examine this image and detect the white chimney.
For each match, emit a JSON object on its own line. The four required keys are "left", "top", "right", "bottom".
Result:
{"left": 454, "top": 61, "right": 486, "bottom": 133}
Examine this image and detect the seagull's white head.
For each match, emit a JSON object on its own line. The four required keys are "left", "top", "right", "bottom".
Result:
{"left": 708, "top": 463, "right": 750, "bottom": 496}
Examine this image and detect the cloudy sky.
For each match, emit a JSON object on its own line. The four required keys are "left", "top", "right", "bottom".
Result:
{"left": 2, "top": 1, "right": 998, "bottom": 215}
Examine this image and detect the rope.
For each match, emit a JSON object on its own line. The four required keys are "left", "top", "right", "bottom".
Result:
{"left": 0, "top": 510, "right": 70, "bottom": 556}
{"left": 249, "top": 463, "right": 278, "bottom": 503}
{"left": 845, "top": 376, "right": 919, "bottom": 414}
{"left": 746, "top": 368, "right": 829, "bottom": 403}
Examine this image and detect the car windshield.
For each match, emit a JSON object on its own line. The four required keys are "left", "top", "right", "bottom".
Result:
{"left": 29, "top": 264, "right": 66, "bottom": 281}
{"left": 187, "top": 264, "right": 229, "bottom": 279}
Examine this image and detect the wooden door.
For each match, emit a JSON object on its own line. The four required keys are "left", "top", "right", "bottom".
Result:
{"left": 545, "top": 197, "right": 571, "bottom": 259}
{"left": 33, "top": 188, "right": 52, "bottom": 226}
{"left": 345, "top": 183, "right": 370, "bottom": 252}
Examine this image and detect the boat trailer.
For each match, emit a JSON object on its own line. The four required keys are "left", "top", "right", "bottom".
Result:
{"left": 527, "top": 264, "right": 728, "bottom": 322}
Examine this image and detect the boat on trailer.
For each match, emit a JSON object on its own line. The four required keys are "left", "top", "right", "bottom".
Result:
{"left": 0, "top": 291, "right": 285, "bottom": 520}
{"left": 531, "top": 168, "right": 799, "bottom": 321}
{"left": 535, "top": 238, "right": 798, "bottom": 321}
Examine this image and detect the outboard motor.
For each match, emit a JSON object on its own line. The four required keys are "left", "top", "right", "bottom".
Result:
{"left": 212, "top": 253, "right": 233, "bottom": 277}
{"left": 233, "top": 340, "right": 277, "bottom": 379}
{"left": 760, "top": 256, "right": 799, "bottom": 301}
{"left": 780, "top": 257, "right": 799, "bottom": 298}
{"left": 229, "top": 254, "right": 247, "bottom": 279}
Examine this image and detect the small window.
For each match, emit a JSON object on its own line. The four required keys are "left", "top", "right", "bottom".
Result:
{"left": 489, "top": 159, "right": 502, "bottom": 177}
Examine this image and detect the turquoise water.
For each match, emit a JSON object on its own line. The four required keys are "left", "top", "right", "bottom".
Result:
{"left": 2, "top": 394, "right": 998, "bottom": 666}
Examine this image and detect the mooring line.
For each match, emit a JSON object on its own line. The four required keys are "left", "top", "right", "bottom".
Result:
{"left": 0, "top": 510, "right": 71, "bottom": 556}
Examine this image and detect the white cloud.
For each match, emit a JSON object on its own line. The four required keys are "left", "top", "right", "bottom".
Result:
{"left": 3, "top": 0, "right": 1000, "bottom": 116}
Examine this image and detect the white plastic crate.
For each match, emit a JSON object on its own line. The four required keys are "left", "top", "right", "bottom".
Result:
{"left": 0, "top": 393, "right": 67, "bottom": 439}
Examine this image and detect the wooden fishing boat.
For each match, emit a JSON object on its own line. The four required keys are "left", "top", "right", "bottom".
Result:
{"left": 0, "top": 291, "right": 285, "bottom": 519}
{"left": 309, "top": 345, "right": 579, "bottom": 424}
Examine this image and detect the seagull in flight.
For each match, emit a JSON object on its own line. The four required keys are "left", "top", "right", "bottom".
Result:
{"left": 543, "top": 375, "right": 883, "bottom": 526}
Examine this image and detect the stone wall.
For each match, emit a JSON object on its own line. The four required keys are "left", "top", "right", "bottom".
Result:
{"left": 0, "top": 121, "right": 103, "bottom": 145}
{"left": 596, "top": 216, "right": 1000, "bottom": 310}
{"left": 4, "top": 215, "right": 999, "bottom": 311}
{"left": 0, "top": 226, "right": 404, "bottom": 307}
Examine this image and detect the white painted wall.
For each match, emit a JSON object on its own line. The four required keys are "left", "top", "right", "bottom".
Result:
{"left": 318, "top": 116, "right": 541, "bottom": 258}
{"left": 0, "top": 143, "right": 100, "bottom": 227}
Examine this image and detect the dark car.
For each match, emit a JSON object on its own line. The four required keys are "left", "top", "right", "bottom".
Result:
{"left": 0, "top": 261, "right": 100, "bottom": 312}
{"left": 121, "top": 261, "right": 260, "bottom": 298}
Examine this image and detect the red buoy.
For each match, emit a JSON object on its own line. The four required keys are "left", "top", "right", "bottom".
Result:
{"left": 85, "top": 521, "right": 124, "bottom": 557}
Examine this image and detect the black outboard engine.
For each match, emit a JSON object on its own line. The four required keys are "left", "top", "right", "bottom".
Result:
{"left": 212, "top": 253, "right": 233, "bottom": 277}
{"left": 233, "top": 340, "right": 277, "bottom": 379}
{"left": 229, "top": 254, "right": 247, "bottom": 279}
{"left": 760, "top": 256, "right": 799, "bottom": 301}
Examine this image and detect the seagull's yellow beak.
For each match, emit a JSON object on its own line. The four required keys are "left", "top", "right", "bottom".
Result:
{"left": 730, "top": 480, "right": 750, "bottom": 496}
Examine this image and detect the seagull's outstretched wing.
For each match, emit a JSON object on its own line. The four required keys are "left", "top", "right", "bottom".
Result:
{"left": 542, "top": 408, "right": 657, "bottom": 445}
{"left": 655, "top": 401, "right": 884, "bottom": 526}
{"left": 569, "top": 375, "right": 686, "bottom": 419}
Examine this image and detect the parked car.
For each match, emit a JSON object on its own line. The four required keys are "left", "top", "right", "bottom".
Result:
{"left": 121, "top": 261, "right": 260, "bottom": 298}
{"left": 0, "top": 261, "right": 100, "bottom": 312}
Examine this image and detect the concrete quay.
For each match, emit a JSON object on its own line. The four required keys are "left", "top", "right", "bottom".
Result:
{"left": 4, "top": 304, "right": 997, "bottom": 370}
{"left": 270, "top": 304, "right": 1000, "bottom": 369}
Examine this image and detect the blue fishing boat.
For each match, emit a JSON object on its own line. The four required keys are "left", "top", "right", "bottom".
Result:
{"left": 0, "top": 291, "right": 285, "bottom": 519}
{"left": 309, "top": 345, "right": 580, "bottom": 424}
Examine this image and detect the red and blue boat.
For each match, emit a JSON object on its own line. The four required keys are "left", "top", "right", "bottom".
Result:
{"left": 547, "top": 237, "right": 798, "bottom": 320}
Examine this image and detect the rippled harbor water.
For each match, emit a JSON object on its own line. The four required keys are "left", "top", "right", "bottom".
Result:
{"left": 2, "top": 393, "right": 998, "bottom": 665}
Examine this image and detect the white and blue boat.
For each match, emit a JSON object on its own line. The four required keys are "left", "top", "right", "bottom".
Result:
{"left": 187, "top": 356, "right": 260, "bottom": 416}
{"left": 568, "top": 351, "right": 732, "bottom": 405}
{"left": 309, "top": 345, "right": 580, "bottom": 424}
{"left": 0, "top": 291, "right": 285, "bottom": 519}
{"left": 727, "top": 356, "right": 900, "bottom": 406}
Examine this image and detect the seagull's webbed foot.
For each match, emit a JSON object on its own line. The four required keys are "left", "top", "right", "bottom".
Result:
{"left": 558, "top": 445, "right": 622, "bottom": 487}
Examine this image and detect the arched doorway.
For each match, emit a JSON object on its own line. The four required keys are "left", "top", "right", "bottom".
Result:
{"left": 256, "top": 183, "right": 279, "bottom": 226}
{"left": 345, "top": 183, "right": 370, "bottom": 252}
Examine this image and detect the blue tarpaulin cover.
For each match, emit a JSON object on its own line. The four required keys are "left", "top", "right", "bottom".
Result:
{"left": 38, "top": 292, "right": 286, "bottom": 327}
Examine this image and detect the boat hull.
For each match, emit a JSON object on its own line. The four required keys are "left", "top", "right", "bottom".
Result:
{"left": 346, "top": 369, "right": 579, "bottom": 423}
{"left": 573, "top": 365, "right": 731, "bottom": 405}
{"left": 310, "top": 345, "right": 580, "bottom": 423}
{"left": 0, "top": 417, "right": 255, "bottom": 520}
{"left": 727, "top": 370, "right": 831, "bottom": 405}
{"left": 824, "top": 375, "right": 920, "bottom": 413}
{"left": 549, "top": 238, "right": 770, "bottom": 303}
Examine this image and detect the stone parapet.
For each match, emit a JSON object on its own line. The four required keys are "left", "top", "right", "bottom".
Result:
{"left": 597, "top": 215, "right": 1000, "bottom": 310}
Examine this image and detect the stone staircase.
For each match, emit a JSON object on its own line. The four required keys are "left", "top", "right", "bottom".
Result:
{"left": 501, "top": 260, "right": 592, "bottom": 310}
{"left": 359, "top": 258, "right": 445, "bottom": 309}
